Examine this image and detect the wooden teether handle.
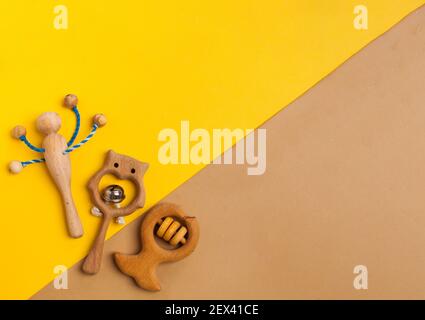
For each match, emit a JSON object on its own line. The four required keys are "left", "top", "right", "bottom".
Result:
{"left": 82, "top": 215, "right": 112, "bottom": 274}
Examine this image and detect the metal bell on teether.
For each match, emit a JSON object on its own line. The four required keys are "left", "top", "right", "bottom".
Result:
{"left": 91, "top": 185, "right": 127, "bottom": 224}
{"left": 102, "top": 185, "right": 126, "bottom": 203}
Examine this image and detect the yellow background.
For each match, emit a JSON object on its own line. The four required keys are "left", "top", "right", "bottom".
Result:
{"left": 0, "top": 0, "right": 423, "bottom": 299}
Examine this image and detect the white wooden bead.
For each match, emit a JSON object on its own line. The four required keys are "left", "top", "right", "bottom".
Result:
{"left": 9, "top": 161, "right": 23, "bottom": 174}
{"left": 115, "top": 216, "right": 126, "bottom": 225}
{"left": 91, "top": 207, "right": 103, "bottom": 217}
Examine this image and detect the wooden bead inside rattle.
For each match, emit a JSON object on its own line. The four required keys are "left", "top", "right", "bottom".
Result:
{"left": 156, "top": 217, "right": 187, "bottom": 246}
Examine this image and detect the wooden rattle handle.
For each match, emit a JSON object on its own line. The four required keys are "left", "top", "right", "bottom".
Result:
{"left": 82, "top": 215, "right": 112, "bottom": 274}
{"left": 62, "top": 191, "right": 83, "bottom": 238}
{"left": 43, "top": 133, "right": 83, "bottom": 238}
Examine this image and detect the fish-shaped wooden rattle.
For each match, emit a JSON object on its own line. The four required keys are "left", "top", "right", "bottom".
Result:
{"left": 9, "top": 94, "right": 107, "bottom": 238}
{"left": 114, "top": 203, "right": 200, "bottom": 291}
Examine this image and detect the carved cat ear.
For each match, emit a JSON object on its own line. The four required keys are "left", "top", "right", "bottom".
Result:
{"left": 107, "top": 150, "right": 117, "bottom": 157}
{"left": 131, "top": 161, "right": 149, "bottom": 179}
{"left": 138, "top": 162, "right": 149, "bottom": 176}
{"left": 105, "top": 150, "right": 118, "bottom": 165}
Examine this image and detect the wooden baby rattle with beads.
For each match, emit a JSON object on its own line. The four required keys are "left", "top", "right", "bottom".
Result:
{"left": 114, "top": 203, "right": 200, "bottom": 291}
{"left": 82, "top": 150, "right": 149, "bottom": 275}
{"left": 9, "top": 94, "right": 107, "bottom": 238}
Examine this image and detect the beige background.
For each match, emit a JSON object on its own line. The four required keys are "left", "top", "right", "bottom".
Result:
{"left": 34, "top": 6, "right": 425, "bottom": 299}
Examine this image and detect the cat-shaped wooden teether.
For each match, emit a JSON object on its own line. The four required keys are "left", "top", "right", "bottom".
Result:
{"left": 82, "top": 150, "right": 149, "bottom": 274}
{"left": 114, "top": 203, "right": 200, "bottom": 291}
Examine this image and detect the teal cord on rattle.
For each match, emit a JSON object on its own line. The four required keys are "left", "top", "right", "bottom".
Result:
{"left": 9, "top": 94, "right": 107, "bottom": 174}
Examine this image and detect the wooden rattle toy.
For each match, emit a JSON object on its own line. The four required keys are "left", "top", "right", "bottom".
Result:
{"left": 9, "top": 94, "right": 107, "bottom": 238}
{"left": 82, "top": 150, "right": 149, "bottom": 275}
{"left": 114, "top": 203, "right": 200, "bottom": 291}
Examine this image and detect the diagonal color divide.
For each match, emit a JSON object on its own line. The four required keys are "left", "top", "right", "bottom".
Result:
{"left": 0, "top": 1, "right": 424, "bottom": 299}
{"left": 33, "top": 4, "right": 425, "bottom": 299}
